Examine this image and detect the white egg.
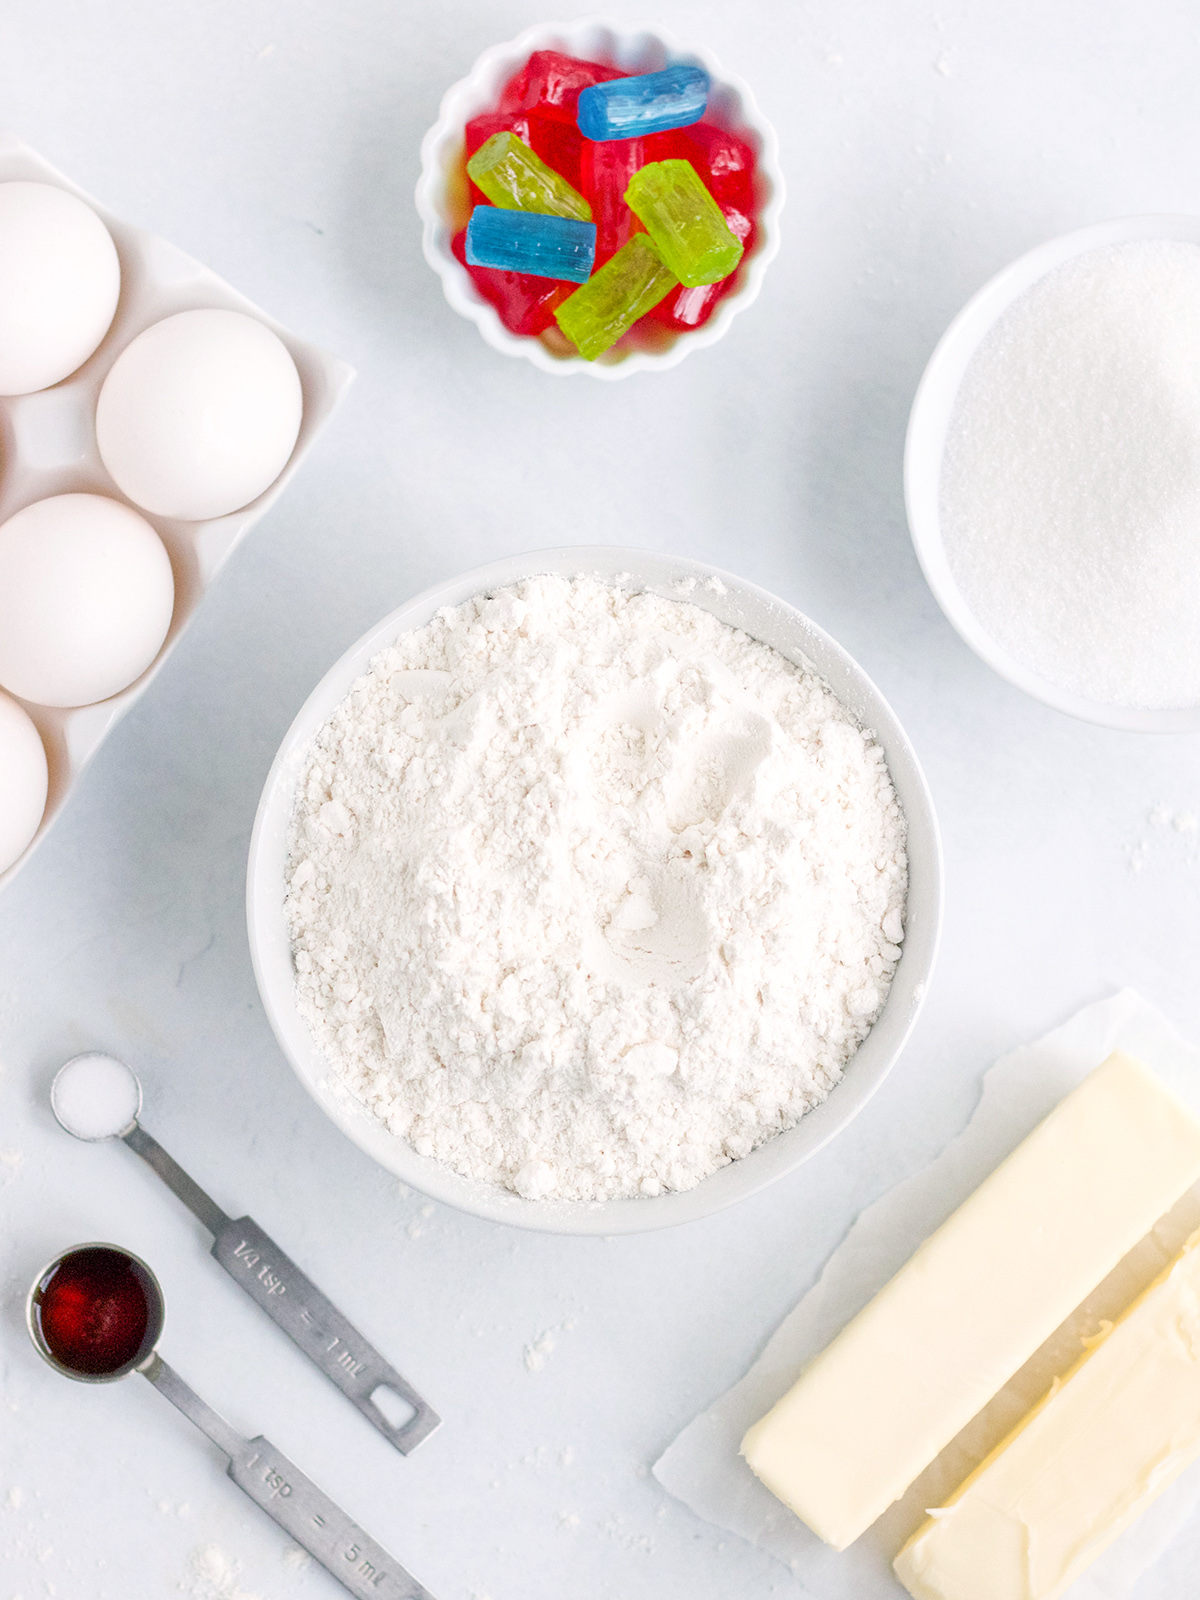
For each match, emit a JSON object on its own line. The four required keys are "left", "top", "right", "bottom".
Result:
{"left": 0, "top": 691, "right": 49, "bottom": 873}
{"left": 0, "top": 182, "right": 121, "bottom": 396}
{"left": 95, "top": 308, "right": 304, "bottom": 521}
{"left": 0, "top": 494, "right": 175, "bottom": 708}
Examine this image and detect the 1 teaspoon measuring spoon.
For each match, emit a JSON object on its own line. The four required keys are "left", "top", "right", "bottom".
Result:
{"left": 50, "top": 1053, "right": 439, "bottom": 1454}
{"left": 27, "top": 1243, "right": 436, "bottom": 1600}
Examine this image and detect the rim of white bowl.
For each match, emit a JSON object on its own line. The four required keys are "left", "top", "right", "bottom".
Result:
{"left": 906, "top": 213, "right": 1200, "bottom": 733}
{"left": 247, "top": 548, "right": 942, "bottom": 1235}
{"left": 414, "top": 17, "right": 785, "bottom": 379}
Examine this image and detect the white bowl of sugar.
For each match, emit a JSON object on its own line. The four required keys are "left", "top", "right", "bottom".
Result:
{"left": 247, "top": 549, "right": 941, "bottom": 1235}
{"left": 907, "top": 215, "right": 1200, "bottom": 732}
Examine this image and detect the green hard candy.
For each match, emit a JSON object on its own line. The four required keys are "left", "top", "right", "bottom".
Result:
{"left": 555, "top": 233, "right": 678, "bottom": 360}
{"left": 624, "top": 158, "right": 744, "bottom": 287}
{"left": 467, "top": 131, "right": 592, "bottom": 222}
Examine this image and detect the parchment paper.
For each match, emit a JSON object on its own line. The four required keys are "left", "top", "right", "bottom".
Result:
{"left": 653, "top": 990, "right": 1200, "bottom": 1598}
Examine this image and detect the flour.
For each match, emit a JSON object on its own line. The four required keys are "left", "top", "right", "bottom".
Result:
{"left": 181, "top": 1546, "right": 263, "bottom": 1600}
{"left": 285, "top": 576, "right": 907, "bottom": 1202}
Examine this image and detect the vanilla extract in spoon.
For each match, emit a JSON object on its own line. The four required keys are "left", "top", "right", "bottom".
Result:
{"left": 28, "top": 1243, "right": 435, "bottom": 1599}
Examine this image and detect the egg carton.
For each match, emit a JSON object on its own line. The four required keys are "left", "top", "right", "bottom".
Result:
{"left": 0, "top": 133, "right": 355, "bottom": 891}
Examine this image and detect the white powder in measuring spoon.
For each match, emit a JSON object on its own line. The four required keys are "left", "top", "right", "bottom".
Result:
{"left": 285, "top": 576, "right": 907, "bottom": 1202}
{"left": 51, "top": 1052, "right": 141, "bottom": 1140}
{"left": 941, "top": 239, "right": 1200, "bottom": 709}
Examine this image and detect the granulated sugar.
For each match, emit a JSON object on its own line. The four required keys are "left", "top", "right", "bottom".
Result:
{"left": 285, "top": 576, "right": 907, "bottom": 1202}
{"left": 941, "top": 239, "right": 1200, "bottom": 709}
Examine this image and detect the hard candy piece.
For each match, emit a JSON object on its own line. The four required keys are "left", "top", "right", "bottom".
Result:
{"left": 648, "top": 203, "right": 754, "bottom": 329}
{"left": 679, "top": 122, "right": 757, "bottom": 206}
{"left": 624, "top": 158, "right": 744, "bottom": 287}
{"left": 465, "top": 112, "right": 533, "bottom": 211}
{"left": 576, "top": 64, "right": 708, "bottom": 141}
{"left": 467, "top": 132, "right": 592, "bottom": 221}
{"left": 466, "top": 111, "right": 533, "bottom": 157}
{"left": 466, "top": 206, "right": 596, "bottom": 284}
{"left": 578, "top": 129, "right": 692, "bottom": 263}
{"left": 451, "top": 229, "right": 571, "bottom": 336}
{"left": 554, "top": 233, "right": 678, "bottom": 359}
{"left": 580, "top": 137, "right": 644, "bottom": 264}
{"left": 466, "top": 112, "right": 583, "bottom": 197}
{"left": 499, "top": 50, "right": 624, "bottom": 123}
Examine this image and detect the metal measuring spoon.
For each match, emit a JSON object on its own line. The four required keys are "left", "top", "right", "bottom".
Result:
{"left": 27, "top": 1242, "right": 435, "bottom": 1600}
{"left": 51, "top": 1053, "right": 439, "bottom": 1454}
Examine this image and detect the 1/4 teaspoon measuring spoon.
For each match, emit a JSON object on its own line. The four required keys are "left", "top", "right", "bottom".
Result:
{"left": 27, "top": 1243, "right": 435, "bottom": 1600}
{"left": 51, "top": 1052, "right": 439, "bottom": 1454}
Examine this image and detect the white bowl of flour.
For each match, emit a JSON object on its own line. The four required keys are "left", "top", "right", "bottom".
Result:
{"left": 247, "top": 550, "right": 941, "bottom": 1234}
{"left": 907, "top": 214, "right": 1200, "bottom": 731}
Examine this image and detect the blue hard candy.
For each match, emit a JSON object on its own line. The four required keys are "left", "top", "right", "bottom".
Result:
{"left": 465, "top": 205, "right": 596, "bottom": 284}
{"left": 576, "top": 64, "right": 708, "bottom": 141}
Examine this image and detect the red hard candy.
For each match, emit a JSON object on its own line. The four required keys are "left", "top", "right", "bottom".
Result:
{"left": 498, "top": 50, "right": 625, "bottom": 123}
{"left": 465, "top": 110, "right": 584, "bottom": 195}
{"left": 465, "top": 111, "right": 535, "bottom": 156}
{"left": 451, "top": 228, "right": 571, "bottom": 337}
{"left": 577, "top": 130, "right": 687, "bottom": 265}
{"left": 678, "top": 122, "right": 757, "bottom": 207}
{"left": 580, "top": 137, "right": 645, "bottom": 265}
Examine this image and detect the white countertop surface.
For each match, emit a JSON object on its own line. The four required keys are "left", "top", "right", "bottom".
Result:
{"left": 2, "top": 2, "right": 1199, "bottom": 1597}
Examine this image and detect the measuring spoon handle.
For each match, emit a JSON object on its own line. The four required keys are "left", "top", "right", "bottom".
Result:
{"left": 121, "top": 1123, "right": 439, "bottom": 1454}
{"left": 142, "top": 1355, "right": 435, "bottom": 1600}
{"left": 122, "top": 1123, "right": 229, "bottom": 1235}
{"left": 211, "top": 1215, "right": 440, "bottom": 1454}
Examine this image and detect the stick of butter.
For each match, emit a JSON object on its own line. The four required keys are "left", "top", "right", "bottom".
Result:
{"left": 740, "top": 1050, "right": 1200, "bottom": 1551}
{"left": 893, "top": 1228, "right": 1200, "bottom": 1600}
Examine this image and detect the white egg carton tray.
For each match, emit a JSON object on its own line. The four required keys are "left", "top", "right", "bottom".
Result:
{"left": 0, "top": 133, "right": 355, "bottom": 891}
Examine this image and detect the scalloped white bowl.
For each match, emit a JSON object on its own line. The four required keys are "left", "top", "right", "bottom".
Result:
{"left": 415, "top": 19, "right": 784, "bottom": 378}
{"left": 906, "top": 213, "right": 1200, "bottom": 732}
{"left": 247, "top": 548, "right": 942, "bottom": 1235}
